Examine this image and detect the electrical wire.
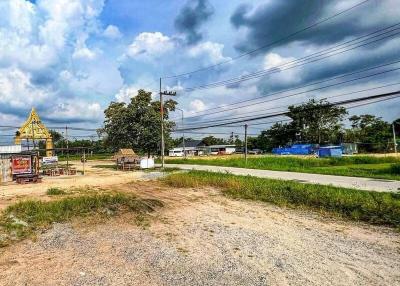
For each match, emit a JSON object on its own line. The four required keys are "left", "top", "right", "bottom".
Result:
{"left": 181, "top": 25, "right": 400, "bottom": 92}
{"left": 163, "top": 0, "right": 371, "bottom": 79}
{"left": 176, "top": 73, "right": 400, "bottom": 128}
{"left": 177, "top": 59, "right": 400, "bottom": 121}
{"left": 174, "top": 90, "right": 400, "bottom": 131}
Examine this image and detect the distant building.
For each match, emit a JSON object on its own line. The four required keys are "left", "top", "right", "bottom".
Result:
{"left": 205, "top": 145, "right": 237, "bottom": 155}
{"left": 169, "top": 140, "right": 208, "bottom": 157}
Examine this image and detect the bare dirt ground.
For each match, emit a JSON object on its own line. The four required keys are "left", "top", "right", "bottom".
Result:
{"left": 0, "top": 161, "right": 399, "bottom": 285}
{"left": 0, "top": 160, "right": 163, "bottom": 210}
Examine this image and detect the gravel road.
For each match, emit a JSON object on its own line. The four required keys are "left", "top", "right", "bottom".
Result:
{"left": 165, "top": 163, "right": 400, "bottom": 192}
{"left": 0, "top": 182, "right": 399, "bottom": 286}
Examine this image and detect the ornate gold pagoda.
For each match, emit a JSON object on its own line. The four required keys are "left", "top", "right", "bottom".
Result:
{"left": 15, "top": 108, "right": 54, "bottom": 156}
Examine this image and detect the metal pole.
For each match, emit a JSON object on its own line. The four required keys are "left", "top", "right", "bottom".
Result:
{"left": 160, "top": 78, "right": 165, "bottom": 168}
{"left": 66, "top": 126, "right": 69, "bottom": 174}
{"left": 244, "top": 124, "right": 248, "bottom": 165}
{"left": 393, "top": 123, "right": 397, "bottom": 154}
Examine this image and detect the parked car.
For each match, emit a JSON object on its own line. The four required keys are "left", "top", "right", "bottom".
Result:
{"left": 248, "top": 149, "right": 263, "bottom": 155}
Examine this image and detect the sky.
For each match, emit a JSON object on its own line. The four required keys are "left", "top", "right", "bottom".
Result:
{"left": 0, "top": 0, "right": 399, "bottom": 140}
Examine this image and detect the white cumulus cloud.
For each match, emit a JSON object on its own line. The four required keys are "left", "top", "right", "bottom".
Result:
{"left": 189, "top": 99, "right": 206, "bottom": 112}
{"left": 188, "top": 41, "right": 230, "bottom": 64}
{"left": 103, "top": 25, "right": 122, "bottom": 39}
{"left": 126, "top": 32, "right": 175, "bottom": 59}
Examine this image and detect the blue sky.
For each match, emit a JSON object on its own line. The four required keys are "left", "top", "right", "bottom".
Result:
{"left": 0, "top": 0, "right": 399, "bottom": 140}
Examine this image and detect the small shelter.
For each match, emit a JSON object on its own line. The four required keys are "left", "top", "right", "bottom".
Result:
{"left": 114, "top": 149, "right": 139, "bottom": 170}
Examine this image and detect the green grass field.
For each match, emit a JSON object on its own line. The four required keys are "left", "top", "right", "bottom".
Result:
{"left": 165, "top": 155, "right": 400, "bottom": 180}
{"left": 163, "top": 171, "right": 400, "bottom": 228}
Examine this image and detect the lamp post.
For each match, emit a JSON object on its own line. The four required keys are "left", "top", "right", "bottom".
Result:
{"left": 176, "top": 108, "right": 186, "bottom": 159}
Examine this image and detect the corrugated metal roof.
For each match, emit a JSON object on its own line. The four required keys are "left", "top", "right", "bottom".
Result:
{"left": 177, "top": 140, "right": 207, "bottom": 148}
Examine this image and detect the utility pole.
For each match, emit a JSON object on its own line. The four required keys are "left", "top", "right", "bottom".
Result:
{"left": 159, "top": 77, "right": 177, "bottom": 168}
{"left": 393, "top": 123, "right": 397, "bottom": 154}
{"left": 65, "top": 125, "right": 69, "bottom": 174}
{"left": 176, "top": 108, "right": 186, "bottom": 158}
{"left": 82, "top": 148, "right": 86, "bottom": 175}
{"left": 244, "top": 124, "right": 248, "bottom": 165}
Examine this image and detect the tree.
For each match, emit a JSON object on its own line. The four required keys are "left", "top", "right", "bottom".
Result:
{"left": 202, "top": 136, "right": 226, "bottom": 146}
{"left": 170, "top": 136, "right": 194, "bottom": 148}
{"left": 251, "top": 99, "right": 347, "bottom": 151}
{"left": 227, "top": 133, "right": 243, "bottom": 146}
{"left": 287, "top": 99, "right": 347, "bottom": 144}
{"left": 256, "top": 122, "right": 295, "bottom": 151}
{"left": 345, "top": 114, "right": 392, "bottom": 152}
{"left": 101, "top": 89, "right": 177, "bottom": 156}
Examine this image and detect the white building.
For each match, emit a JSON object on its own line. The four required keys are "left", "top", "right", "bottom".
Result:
{"left": 206, "top": 145, "right": 236, "bottom": 155}
{"left": 169, "top": 140, "right": 207, "bottom": 157}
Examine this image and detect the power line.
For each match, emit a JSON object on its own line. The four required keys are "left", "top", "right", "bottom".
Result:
{"left": 178, "top": 59, "right": 400, "bottom": 120}
{"left": 174, "top": 90, "right": 400, "bottom": 131}
{"left": 186, "top": 81, "right": 400, "bottom": 125}
{"left": 181, "top": 24, "right": 400, "bottom": 92}
{"left": 172, "top": 131, "right": 258, "bottom": 136}
{"left": 177, "top": 69, "right": 400, "bottom": 128}
{"left": 176, "top": 81, "right": 400, "bottom": 128}
{"left": 163, "top": 0, "right": 371, "bottom": 79}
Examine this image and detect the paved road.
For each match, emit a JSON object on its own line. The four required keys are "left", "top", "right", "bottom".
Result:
{"left": 165, "top": 164, "right": 400, "bottom": 193}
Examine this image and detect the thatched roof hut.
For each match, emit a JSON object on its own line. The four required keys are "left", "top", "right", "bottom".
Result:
{"left": 113, "top": 149, "right": 139, "bottom": 160}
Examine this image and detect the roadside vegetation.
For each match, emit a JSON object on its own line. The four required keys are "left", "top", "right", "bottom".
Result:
{"left": 163, "top": 171, "right": 400, "bottom": 228}
{"left": 46, "top": 187, "right": 67, "bottom": 196}
{"left": 165, "top": 155, "right": 400, "bottom": 180}
{"left": 0, "top": 189, "right": 162, "bottom": 247}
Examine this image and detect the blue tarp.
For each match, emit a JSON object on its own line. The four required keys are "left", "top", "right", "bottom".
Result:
{"left": 318, "top": 146, "right": 343, "bottom": 157}
{"left": 272, "top": 144, "right": 313, "bottom": 155}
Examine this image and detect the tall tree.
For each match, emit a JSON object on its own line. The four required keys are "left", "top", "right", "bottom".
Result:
{"left": 345, "top": 114, "right": 392, "bottom": 152}
{"left": 101, "top": 89, "right": 176, "bottom": 156}
{"left": 253, "top": 99, "right": 347, "bottom": 151}
{"left": 256, "top": 122, "right": 295, "bottom": 151}
{"left": 288, "top": 99, "right": 347, "bottom": 144}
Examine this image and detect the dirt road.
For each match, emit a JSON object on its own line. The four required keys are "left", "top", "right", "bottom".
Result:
{"left": 0, "top": 179, "right": 399, "bottom": 285}
{"left": 165, "top": 163, "right": 400, "bottom": 192}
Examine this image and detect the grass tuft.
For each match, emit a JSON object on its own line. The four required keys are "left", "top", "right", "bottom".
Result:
{"left": 46, "top": 188, "right": 67, "bottom": 196}
{"left": 0, "top": 192, "right": 163, "bottom": 246}
{"left": 162, "top": 171, "right": 400, "bottom": 227}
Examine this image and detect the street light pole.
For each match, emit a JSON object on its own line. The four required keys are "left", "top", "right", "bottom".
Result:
{"left": 176, "top": 108, "right": 185, "bottom": 159}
